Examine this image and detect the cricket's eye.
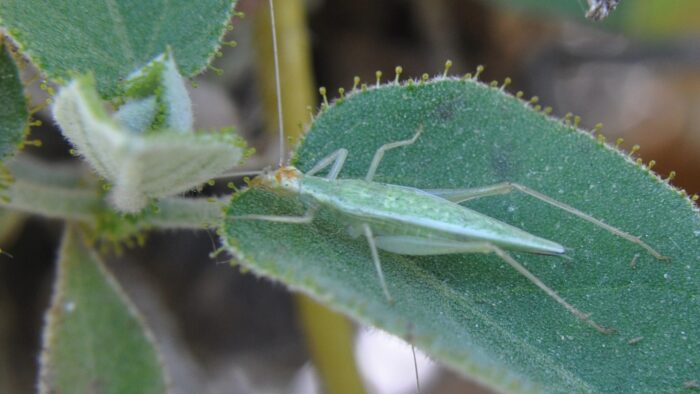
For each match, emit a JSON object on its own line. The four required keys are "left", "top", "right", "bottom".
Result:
{"left": 280, "top": 177, "right": 293, "bottom": 187}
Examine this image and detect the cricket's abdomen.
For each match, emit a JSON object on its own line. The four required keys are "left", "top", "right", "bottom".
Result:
{"left": 300, "top": 176, "right": 565, "bottom": 255}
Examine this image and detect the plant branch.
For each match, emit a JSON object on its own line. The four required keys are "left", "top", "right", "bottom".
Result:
{"left": 2, "top": 157, "right": 224, "bottom": 230}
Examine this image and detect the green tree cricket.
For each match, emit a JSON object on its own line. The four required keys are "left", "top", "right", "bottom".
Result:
{"left": 224, "top": 0, "right": 667, "bottom": 342}
{"left": 229, "top": 125, "right": 666, "bottom": 334}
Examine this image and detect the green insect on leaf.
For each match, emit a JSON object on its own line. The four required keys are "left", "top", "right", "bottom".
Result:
{"left": 222, "top": 76, "right": 700, "bottom": 393}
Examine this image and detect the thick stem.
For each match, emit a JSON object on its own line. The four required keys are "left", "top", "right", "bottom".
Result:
{"left": 2, "top": 178, "right": 100, "bottom": 222}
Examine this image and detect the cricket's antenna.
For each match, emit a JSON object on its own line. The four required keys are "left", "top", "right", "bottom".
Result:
{"left": 216, "top": 169, "right": 265, "bottom": 179}
{"left": 411, "top": 345, "right": 422, "bottom": 394}
{"left": 268, "top": 0, "right": 285, "bottom": 168}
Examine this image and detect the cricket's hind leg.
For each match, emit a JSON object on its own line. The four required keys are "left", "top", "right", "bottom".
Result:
{"left": 362, "top": 223, "right": 394, "bottom": 303}
{"left": 365, "top": 126, "right": 423, "bottom": 182}
{"left": 425, "top": 183, "right": 667, "bottom": 260}
{"left": 347, "top": 223, "right": 427, "bottom": 391}
{"left": 373, "top": 235, "right": 614, "bottom": 334}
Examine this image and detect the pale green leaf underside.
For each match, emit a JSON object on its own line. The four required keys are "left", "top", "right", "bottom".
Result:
{"left": 0, "top": 0, "right": 236, "bottom": 97}
{"left": 0, "top": 42, "right": 27, "bottom": 160}
{"left": 39, "top": 225, "right": 166, "bottom": 393}
{"left": 53, "top": 76, "right": 246, "bottom": 212}
{"left": 223, "top": 78, "right": 700, "bottom": 393}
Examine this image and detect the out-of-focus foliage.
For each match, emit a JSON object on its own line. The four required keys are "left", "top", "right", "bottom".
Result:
{"left": 488, "top": 0, "right": 700, "bottom": 38}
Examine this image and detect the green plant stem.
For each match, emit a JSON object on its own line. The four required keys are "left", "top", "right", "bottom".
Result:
{"left": 2, "top": 177, "right": 100, "bottom": 222}
{"left": 1, "top": 157, "right": 223, "bottom": 230}
{"left": 148, "top": 197, "right": 224, "bottom": 229}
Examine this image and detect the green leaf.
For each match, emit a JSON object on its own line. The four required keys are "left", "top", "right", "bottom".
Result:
{"left": 39, "top": 225, "right": 167, "bottom": 393}
{"left": 0, "top": 0, "right": 236, "bottom": 97}
{"left": 116, "top": 49, "right": 193, "bottom": 133}
{"left": 0, "top": 41, "right": 27, "bottom": 161}
{"left": 222, "top": 78, "right": 700, "bottom": 392}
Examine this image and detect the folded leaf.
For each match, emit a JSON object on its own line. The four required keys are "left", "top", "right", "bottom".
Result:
{"left": 53, "top": 74, "right": 248, "bottom": 212}
{"left": 118, "top": 50, "right": 193, "bottom": 133}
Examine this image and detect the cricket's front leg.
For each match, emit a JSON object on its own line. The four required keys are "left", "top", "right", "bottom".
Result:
{"left": 228, "top": 204, "right": 318, "bottom": 224}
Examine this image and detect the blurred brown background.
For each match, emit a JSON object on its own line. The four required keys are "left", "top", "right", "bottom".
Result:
{"left": 2, "top": 0, "right": 699, "bottom": 393}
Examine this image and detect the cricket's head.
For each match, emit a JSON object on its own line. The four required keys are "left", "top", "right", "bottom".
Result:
{"left": 252, "top": 166, "right": 302, "bottom": 192}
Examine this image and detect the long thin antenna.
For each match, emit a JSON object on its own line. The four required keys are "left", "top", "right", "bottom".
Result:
{"left": 411, "top": 345, "right": 421, "bottom": 394}
{"left": 268, "top": 0, "right": 285, "bottom": 167}
{"left": 216, "top": 169, "right": 265, "bottom": 179}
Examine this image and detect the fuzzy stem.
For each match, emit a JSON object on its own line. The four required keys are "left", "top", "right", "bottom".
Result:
{"left": 147, "top": 197, "right": 225, "bottom": 229}
{"left": 2, "top": 178, "right": 100, "bottom": 222}
{"left": 1, "top": 158, "right": 223, "bottom": 230}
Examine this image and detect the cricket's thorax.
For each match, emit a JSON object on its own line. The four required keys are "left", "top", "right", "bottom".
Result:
{"left": 300, "top": 176, "right": 564, "bottom": 254}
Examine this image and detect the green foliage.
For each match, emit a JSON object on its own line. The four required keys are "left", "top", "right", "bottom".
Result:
{"left": 115, "top": 49, "right": 193, "bottom": 133}
{"left": 487, "top": 0, "right": 617, "bottom": 22}
{"left": 0, "top": 42, "right": 27, "bottom": 161}
{"left": 0, "top": 0, "right": 236, "bottom": 97}
{"left": 39, "top": 225, "right": 167, "bottom": 394}
{"left": 223, "top": 78, "right": 700, "bottom": 393}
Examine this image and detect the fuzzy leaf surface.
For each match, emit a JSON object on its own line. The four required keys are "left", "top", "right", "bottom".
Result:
{"left": 0, "top": 0, "right": 236, "bottom": 97}
{"left": 39, "top": 225, "right": 166, "bottom": 394}
{"left": 0, "top": 42, "right": 26, "bottom": 160}
{"left": 53, "top": 75, "right": 248, "bottom": 212}
{"left": 223, "top": 78, "right": 700, "bottom": 393}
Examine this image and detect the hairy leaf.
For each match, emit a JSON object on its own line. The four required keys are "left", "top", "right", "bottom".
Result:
{"left": 0, "top": 0, "right": 236, "bottom": 97}
{"left": 223, "top": 78, "right": 700, "bottom": 392}
{"left": 0, "top": 42, "right": 27, "bottom": 161}
{"left": 39, "top": 225, "right": 167, "bottom": 393}
{"left": 53, "top": 74, "right": 248, "bottom": 212}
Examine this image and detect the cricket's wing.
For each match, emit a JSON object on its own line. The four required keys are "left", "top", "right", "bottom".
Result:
{"left": 303, "top": 177, "right": 565, "bottom": 255}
